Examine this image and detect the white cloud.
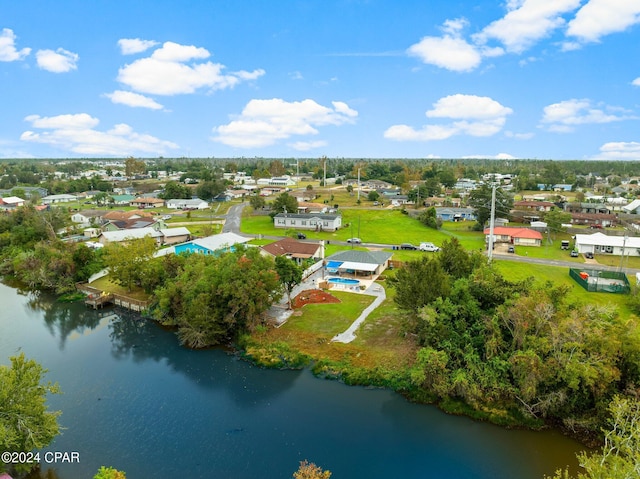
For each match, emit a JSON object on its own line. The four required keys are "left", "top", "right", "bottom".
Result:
{"left": 104, "top": 90, "right": 164, "bottom": 110}
{"left": 118, "top": 38, "right": 158, "bottom": 55}
{"left": 289, "top": 140, "right": 327, "bottom": 151}
{"left": 36, "top": 48, "right": 78, "bottom": 73}
{"left": 212, "top": 98, "right": 358, "bottom": 148}
{"left": 407, "top": 18, "right": 482, "bottom": 72}
{"left": 474, "top": 0, "right": 582, "bottom": 53}
{"left": 633, "top": 77, "right": 640, "bottom": 86}
{"left": 593, "top": 141, "right": 640, "bottom": 161}
{"left": 463, "top": 153, "right": 518, "bottom": 160}
{"left": 384, "top": 94, "right": 512, "bottom": 142}
{"left": 0, "top": 28, "right": 31, "bottom": 61}
{"left": 566, "top": 0, "right": 640, "bottom": 44}
{"left": 117, "top": 41, "right": 264, "bottom": 95}
{"left": 540, "top": 98, "right": 635, "bottom": 132}
{"left": 21, "top": 113, "right": 178, "bottom": 156}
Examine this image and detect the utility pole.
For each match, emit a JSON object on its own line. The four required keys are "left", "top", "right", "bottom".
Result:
{"left": 357, "top": 168, "right": 361, "bottom": 202}
{"left": 488, "top": 184, "right": 497, "bottom": 263}
{"left": 619, "top": 234, "right": 628, "bottom": 273}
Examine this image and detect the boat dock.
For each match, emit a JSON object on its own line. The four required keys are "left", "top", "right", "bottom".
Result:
{"left": 76, "top": 283, "right": 152, "bottom": 312}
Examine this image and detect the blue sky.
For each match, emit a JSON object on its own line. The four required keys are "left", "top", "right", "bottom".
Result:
{"left": 1, "top": 0, "right": 640, "bottom": 160}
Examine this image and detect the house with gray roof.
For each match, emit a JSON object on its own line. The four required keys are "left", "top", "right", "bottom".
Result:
{"left": 324, "top": 250, "right": 392, "bottom": 278}
{"left": 273, "top": 213, "right": 342, "bottom": 232}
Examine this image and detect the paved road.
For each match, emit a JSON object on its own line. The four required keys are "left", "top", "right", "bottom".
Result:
{"left": 222, "top": 203, "right": 640, "bottom": 277}
{"left": 222, "top": 203, "right": 246, "bottom": 234}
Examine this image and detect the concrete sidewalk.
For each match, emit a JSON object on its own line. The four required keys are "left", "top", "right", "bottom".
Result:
{"left": 331, "top": 283, "right": 386, "bottom": 344}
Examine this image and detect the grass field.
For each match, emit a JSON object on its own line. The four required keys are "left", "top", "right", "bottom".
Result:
{"left": 493, "top": 260, "right": 636, "bottom": 318}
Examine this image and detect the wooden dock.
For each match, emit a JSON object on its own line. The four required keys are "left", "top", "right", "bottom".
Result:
{"left": 76, "top": 282, "right": 152, "bottom": 312}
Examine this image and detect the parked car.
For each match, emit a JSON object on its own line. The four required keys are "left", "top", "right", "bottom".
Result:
{"left": 585, "top": 252, "right": 594, "bottom": 259}
{"left": 570, "top": 250, "right": 579, "bottom": 257}
{"left": 400, "top": 243, "right": 418, "bottom": 250}
{"left": 419, "top": 242, "right": 440, "bottom": 252}
{"left": 346, "top": 238, "right": 361, "bottom": 244}
{"left": 296, "top": 232, "right": 307, "bottom": 239}
{"left": 507, "top": 246, "right": 515, "bottom": 253}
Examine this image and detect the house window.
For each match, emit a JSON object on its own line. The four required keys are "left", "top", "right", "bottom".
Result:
{"left": 301, "top": 221, "right": 307, "bottom": 225}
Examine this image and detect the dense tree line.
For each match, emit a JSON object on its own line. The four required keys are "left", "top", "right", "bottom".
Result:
{"left": 0, "top": 206, "right": 104, "bottom": 294}
{"left": 152, "top": 247, "right": 282, "bottom": 348}
{"left": 390, "top": 238, "right": 640, "bottom": 438}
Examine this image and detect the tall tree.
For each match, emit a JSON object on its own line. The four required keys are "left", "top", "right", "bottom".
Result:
{"left": 544, "top": 208, "right": 572, "bottom": 237}
{"left": 104, "top": 236, "right": 157, "bottom": 292}
{"left": 196, "top": 180, "right": 225, "bottom": 201}
{"left": 389, "top": 256, "right": 450, "bottom": 313}
{"left": 0, "top": 354, "right": 61, "bottom": 476}
{"left": 271, "top": 192, "right": 299, "bottom": 215}
{"left": 468, "top": 183, "right": 513, "bottom": 228}
{"left": 275, "top": 256, "right": 303, "bottom": 309}
{"left": 153, "top": 248, "right": 281, "bottom": 348}
{"left": 160, "top": 181, "right": 191, "bottom": 200}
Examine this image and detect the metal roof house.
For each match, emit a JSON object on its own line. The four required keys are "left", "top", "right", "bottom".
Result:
{"left": 575, "top": 232, "right": 640, "bottom": 256}
{"left": 324, "top": 250, "right": 392, "bottom": 278}
{"left": 173, "top": 232, "right": 250, "bottom": 255}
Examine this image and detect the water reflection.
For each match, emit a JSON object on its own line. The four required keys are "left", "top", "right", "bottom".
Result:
{"left": 23, "top": 291, "right": 104, "bottom": 350}
{"left": 107, "top": 310, "right": 302, "bottom": 409}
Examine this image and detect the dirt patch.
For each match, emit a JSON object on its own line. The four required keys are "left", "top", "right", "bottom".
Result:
{"left": 292, "top": 289, "right": 341, "bottom": 309}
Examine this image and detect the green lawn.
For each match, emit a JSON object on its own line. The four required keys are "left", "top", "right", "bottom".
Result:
{"left": 283, "top": 291, "right": 375, "bottom": 338}
{"left": 493, "top": 260, "right": 636, "bottom": 318}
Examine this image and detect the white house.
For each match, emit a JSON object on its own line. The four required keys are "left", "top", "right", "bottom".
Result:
{"left": 0, "top": 196, "right": 26, "bottom": 208}
{"left": 273, "top": 213, "right": 342, "bottom": 232}
{"left": 622, "top": 199, "right": 640, "bottom": 214}
{"left": 575, "top": 232, "right": 640, "bottom": 256}
{"left": 166, "top": 198, "right": 209, "bottom": 209}
{"left": 256, "top": 176, "right": 297, "bottom": 187}
{"left": 42, "top": 194, "right": 78, "bottom": 204}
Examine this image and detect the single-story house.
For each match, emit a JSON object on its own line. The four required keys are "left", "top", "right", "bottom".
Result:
{"left": 166, "top": 198, "right": 209, "bottom": 210}
{"left": 173, "top": 232, "right": 250, "bottom": 255}
{"left": 435, "top": 207, "right": 476, "bottom": 222}
{"left": 261, "top": 237, "right": 324, "bottom": 264}
{"left": 102, "top": 210, "right": 154, "bottom": 222}
{"left": 256, "top": 176, "right": 297, "bottom": 187}
{"left": 98, "top": 227, "right": 162, "bottom": 245}
{"left": 575, "top": 232, "right": 640, "bottom": 256}
{"left": 513, "top": 200, "right": 555, "bottom": 212}
{"left": 71, "top": 210, "right": 107, "bottom": 225}
{"left": 622, "top": 199, "right": 640, "bottom": 214}
{"left": 324, "top": 250, "right": 392, "bottom": 278}
{"left": 130, "top": 197, "right": 165, "bottom": 208}
{"left": 484, "top": 226, "right": 543, "bottom": 246}
{"left": 273, "top": 213, "right": 342, "bottom": 232}
{"left": 390, "top": 195, "right": 411, "bottom": 207}
{"left": 0, "top": 186, "right": 48, "bottom": 198}
{"left": 42, "top": 194, "right": 78, "bottom": 204}
{"left": 0, "top": 196, "right": 26, "bottom": 209}
{"left": 569, "top": 213, "right": 618, "bottom": 227}
{"left": 160, "top": 227, "right": 192, "bottom": 245}
{"left": 112, "top": 194, "right": 136, "bottom": 205}
{"left": 297, "top": 202, "right": 328, "bottom": 214}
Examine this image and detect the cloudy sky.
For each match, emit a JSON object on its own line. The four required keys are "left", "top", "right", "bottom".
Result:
{"left": 1, "top": 0, "right": 640, "bottom": 160}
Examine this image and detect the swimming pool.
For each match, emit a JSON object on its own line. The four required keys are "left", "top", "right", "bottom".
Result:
{"left": 328, "top": 277, "right": 360, "bottom": 285}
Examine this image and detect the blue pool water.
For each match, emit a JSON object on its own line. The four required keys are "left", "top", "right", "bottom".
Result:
{"left": 328, "top": 277, "right": 360, "bottom": 285}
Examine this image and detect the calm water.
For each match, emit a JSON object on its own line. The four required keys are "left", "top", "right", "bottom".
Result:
{"left": 0, "top": 282, "right": 584, "bottom": 479}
